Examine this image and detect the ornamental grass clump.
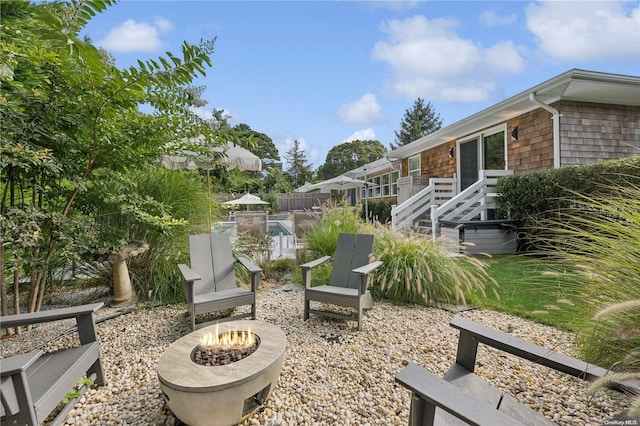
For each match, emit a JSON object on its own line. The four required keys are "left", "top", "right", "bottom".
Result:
{"left": 303, "top": 202, "right": 364, "bottom": 258}
{"left": 300, "top": 202, "right": 366, "bottom": 287}
{"left": 371, "top": 229, "right": 492, "bottom": 306}
{"left": 530, "top": 178, "right": 640, "bottom": 414}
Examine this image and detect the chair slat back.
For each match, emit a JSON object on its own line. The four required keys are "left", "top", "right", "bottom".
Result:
{"left": 189, "top": 234, "right": 215, "bottom": 295}
{"left": 329, "top": 233, "right": 374, "bottom": 289}
{"left": 210, "top": 233, "right": 237, "bottom": 291}
{"left": 189, "top": 234, "right": 237, "bottom": 294}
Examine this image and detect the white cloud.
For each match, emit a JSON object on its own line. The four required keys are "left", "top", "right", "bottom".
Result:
{"left": 371, "top": 15, "right": 525, "bottom": 102}
{"left": 337, "top": 93, "right": 384, "bottom": 125}
{"left": 190, "top": 106, "right": 212, "bottom": 121}
{"left": 190, "top": 106, "right": 240, "bottom": 126}
{"left": 98, "top": 18, "right": 171, "bottom": 53}
{"left": 153, "top": 16, "right": 174, "bottom": 33}
{"left": 343, "top": 128, "right": 377, "bottom": 143}
{"left": 479, "top": 10, "right": 517, "bottom": 26}
{"left": 526, "top": 1, "right": 640, "bottom": 62}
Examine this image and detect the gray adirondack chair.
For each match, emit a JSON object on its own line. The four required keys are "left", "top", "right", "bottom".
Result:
{"left": 1, "top": 303, "right": 105, "bottom": 426}
{"left": 301, "top": 233, "right": 382, "bottom": 331}
{"left": 396, "top": 316, "right": 640, "bottom": 426}
{"left": 179, "top": 233, "right": 262, "bottom": 330}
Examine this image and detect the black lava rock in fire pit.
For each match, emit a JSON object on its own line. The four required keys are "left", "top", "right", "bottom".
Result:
{"left": 192, "top": 342, "right": 258, "bottom": 366}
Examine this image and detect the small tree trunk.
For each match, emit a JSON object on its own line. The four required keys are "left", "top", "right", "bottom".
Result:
{"left": 0, "top": 236, "right": 7, "bottom": 317}
{"left": 12, "top": 269, "right": 20, "bottom": 334}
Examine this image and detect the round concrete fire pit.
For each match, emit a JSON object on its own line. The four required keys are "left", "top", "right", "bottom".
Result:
{"left": 158, "top": 320, "right": 286, "bottom": 426}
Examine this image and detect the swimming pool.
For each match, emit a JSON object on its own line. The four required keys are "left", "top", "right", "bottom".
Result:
{"left": 267, "top": 222, "right": 292, "bottom": 236}
{"left": 212, "top": 221, "right": 292, "bottom": 236}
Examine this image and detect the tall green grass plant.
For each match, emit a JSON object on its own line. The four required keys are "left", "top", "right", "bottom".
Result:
{"left": 529, "top": 178, "right": 640, "bottom": 413}
{"left": 81, "top": 168, "right": 214, "bottom": 302}
{"left": 370, "top": 229, "right": 492, "bottom": 305}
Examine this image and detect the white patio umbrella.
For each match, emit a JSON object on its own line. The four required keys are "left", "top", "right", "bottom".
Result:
{"left": 222, "top": 193, "right": 270, "bottom": 211}
{"left": 161, "top": 136, "right": 262, "bottom": 225}
{"left": 160, "top": 138, "right": 262, "bottom": 172}
{"left": 306, "top": 175, "right": 366, "bottom": 192}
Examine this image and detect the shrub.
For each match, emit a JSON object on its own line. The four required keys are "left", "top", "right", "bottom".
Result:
{"left": 497, "top": 156, "right": 640, "bottom": 236}
{"left": 363, "top": 199, "right": 394, "bottom": 223}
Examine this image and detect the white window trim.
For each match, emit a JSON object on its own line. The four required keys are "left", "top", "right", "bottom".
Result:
{"left": 456, "top": 124, "right": 507, "bottom": 170}
{"left": 408, "top": 155, "right": 421, "bottom": 177}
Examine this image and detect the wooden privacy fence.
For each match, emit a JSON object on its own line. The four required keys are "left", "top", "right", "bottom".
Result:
{"left": 275, "top": 193, "right": 330, "bottom": 212}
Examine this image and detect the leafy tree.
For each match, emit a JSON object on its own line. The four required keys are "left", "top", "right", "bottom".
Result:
{"left": 316, "top": 140, "right": 387, "bottom": 180}
{"left": 234, "top": 123, "right": 280, "bottom": 170}
{"left": 391, "top": 98, "right": 443, "bottom": 149}
{"left": 1, "top": 0, "right": 216, "bottom": 314}
{"left": 284, "top": 140, "right": 312, "bottom": 188}
{"left": 263, "top": 165, "right": 293, "bottom": 193}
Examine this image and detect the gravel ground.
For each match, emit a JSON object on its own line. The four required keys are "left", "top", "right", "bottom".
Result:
{"left": 0, "top": 279, "right": 633, "bottom": 426}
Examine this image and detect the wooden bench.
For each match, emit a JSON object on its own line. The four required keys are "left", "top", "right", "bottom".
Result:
{"left": 395, "top": 316, "right": 638, "bottom": 425}
{"left": 1, "top": 303, "right": 105, "bottom": 426}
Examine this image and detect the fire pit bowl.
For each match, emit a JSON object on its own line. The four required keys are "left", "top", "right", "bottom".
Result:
{"left": 158, "top": 320, "right": 286, "bottom": 426}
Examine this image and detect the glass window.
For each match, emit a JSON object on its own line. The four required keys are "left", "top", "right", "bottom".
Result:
{"left": 484, "top": 131, "right": 505, "bottom": 170}
{"left": 373, "top": 176, "right": 381, "bottom": 197}
{"left": 382, "top": 174, "right": 390, "bottom": 197}
{"left": 391, "top": 171, "right": 399, "bottom": 195}
{"left": 408, "top": 155, "right": 420, "bottom": 177}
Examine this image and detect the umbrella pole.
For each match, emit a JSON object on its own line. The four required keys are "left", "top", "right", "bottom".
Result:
{"left": 207, "top": 169, "right": 212, "bottom": 231}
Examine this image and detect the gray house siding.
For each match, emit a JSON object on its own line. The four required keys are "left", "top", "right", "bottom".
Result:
{"left": 559, "top": 101, "right": 640, "bottom": 166}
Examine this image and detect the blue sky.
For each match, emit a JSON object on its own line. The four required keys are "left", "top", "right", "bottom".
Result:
{"left": 83, "top": 1, "right": 640, "bottom": 169}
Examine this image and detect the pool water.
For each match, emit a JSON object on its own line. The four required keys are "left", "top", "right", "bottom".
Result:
{"left": 212, "top": 221, "right": 292, "bottom": 237}
{"left": 268, "top": 222, "right": 292, "bottom": 236}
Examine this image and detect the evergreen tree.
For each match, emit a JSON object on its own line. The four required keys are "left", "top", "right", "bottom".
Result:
{"left": 284, "top": 140, "right": 312, "bottom": 188}
{"left": 391, "top": 98, "right": 443, "bottom": 149}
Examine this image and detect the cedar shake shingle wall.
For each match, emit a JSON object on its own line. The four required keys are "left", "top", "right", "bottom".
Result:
{"left": 559, "top": 101, "right": 640, "bottom": 166}
{"left": 508, "top": 108, "right": 555, "bottom": 173}
{"left": 421, "top": 143, "right": 456, "bottom": 178}
{"left": 399, "top": 144, "right": 456, "bottom": 178}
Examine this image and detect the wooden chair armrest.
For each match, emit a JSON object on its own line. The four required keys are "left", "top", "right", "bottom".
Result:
{"left": 300, "top": 255, "right": 332, "bottom": 270}
{"left": 237, "top": 257, "right": 262, "bottom": 292}
{"left": 237, "top": 257, "right": 262, "bottom": 275}
{"left": 0, "top": 350, "right": 44, "bottom": 376}
{"left": 396, "top": 362, "right": 524, "bottom": 426}
{"left": 450, "top": 316, "right": 611, "bottom": 381}
{"left": 178, "top": 264, "right": 201, "bottom": 283}
{"left": 0, "top": 303, "right": 103, "bottom": 330}
{"left": 352, "top": 260, "right": 383, "bottom": 275}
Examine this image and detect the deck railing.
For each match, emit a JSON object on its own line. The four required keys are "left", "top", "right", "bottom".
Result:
{"left": 430, "top": 170, "right": 513, "bottom": 240}
{"left": 391, "top": 177, "right": 456, "bottom": 232}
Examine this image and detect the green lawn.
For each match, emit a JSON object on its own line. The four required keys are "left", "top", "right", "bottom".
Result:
{"left": 467, "top": 255, "right": 592, "bottom": 331}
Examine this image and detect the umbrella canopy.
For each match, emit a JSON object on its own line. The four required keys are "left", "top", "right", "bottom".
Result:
{"left": 222, "top": 193, "right": 269, "bottom": 206}
{"left": 161, "top": 136, "right": 262, "bottom": 226}
{"left": 160, "top": 137, "right": 262, "bottom": 172}
{"left": 306, "top": 175, "right": 366, "bottom": 192}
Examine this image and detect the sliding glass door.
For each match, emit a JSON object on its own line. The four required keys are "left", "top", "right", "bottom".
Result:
{"left": 457, "top": 125, "right": 506, "bottom": 190}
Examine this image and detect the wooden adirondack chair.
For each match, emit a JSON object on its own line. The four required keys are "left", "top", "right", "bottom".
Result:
{"left": 301, "top": 233, "right": 382, "bottom": 331}
{"left": 178, "top": 233, "right": 262, "bottom": 330}
{"left": 1, "top": 303, "right": 105, "bottom": 426}
{"left": 395, "top": 316, "right": 640, "bottom": 425}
